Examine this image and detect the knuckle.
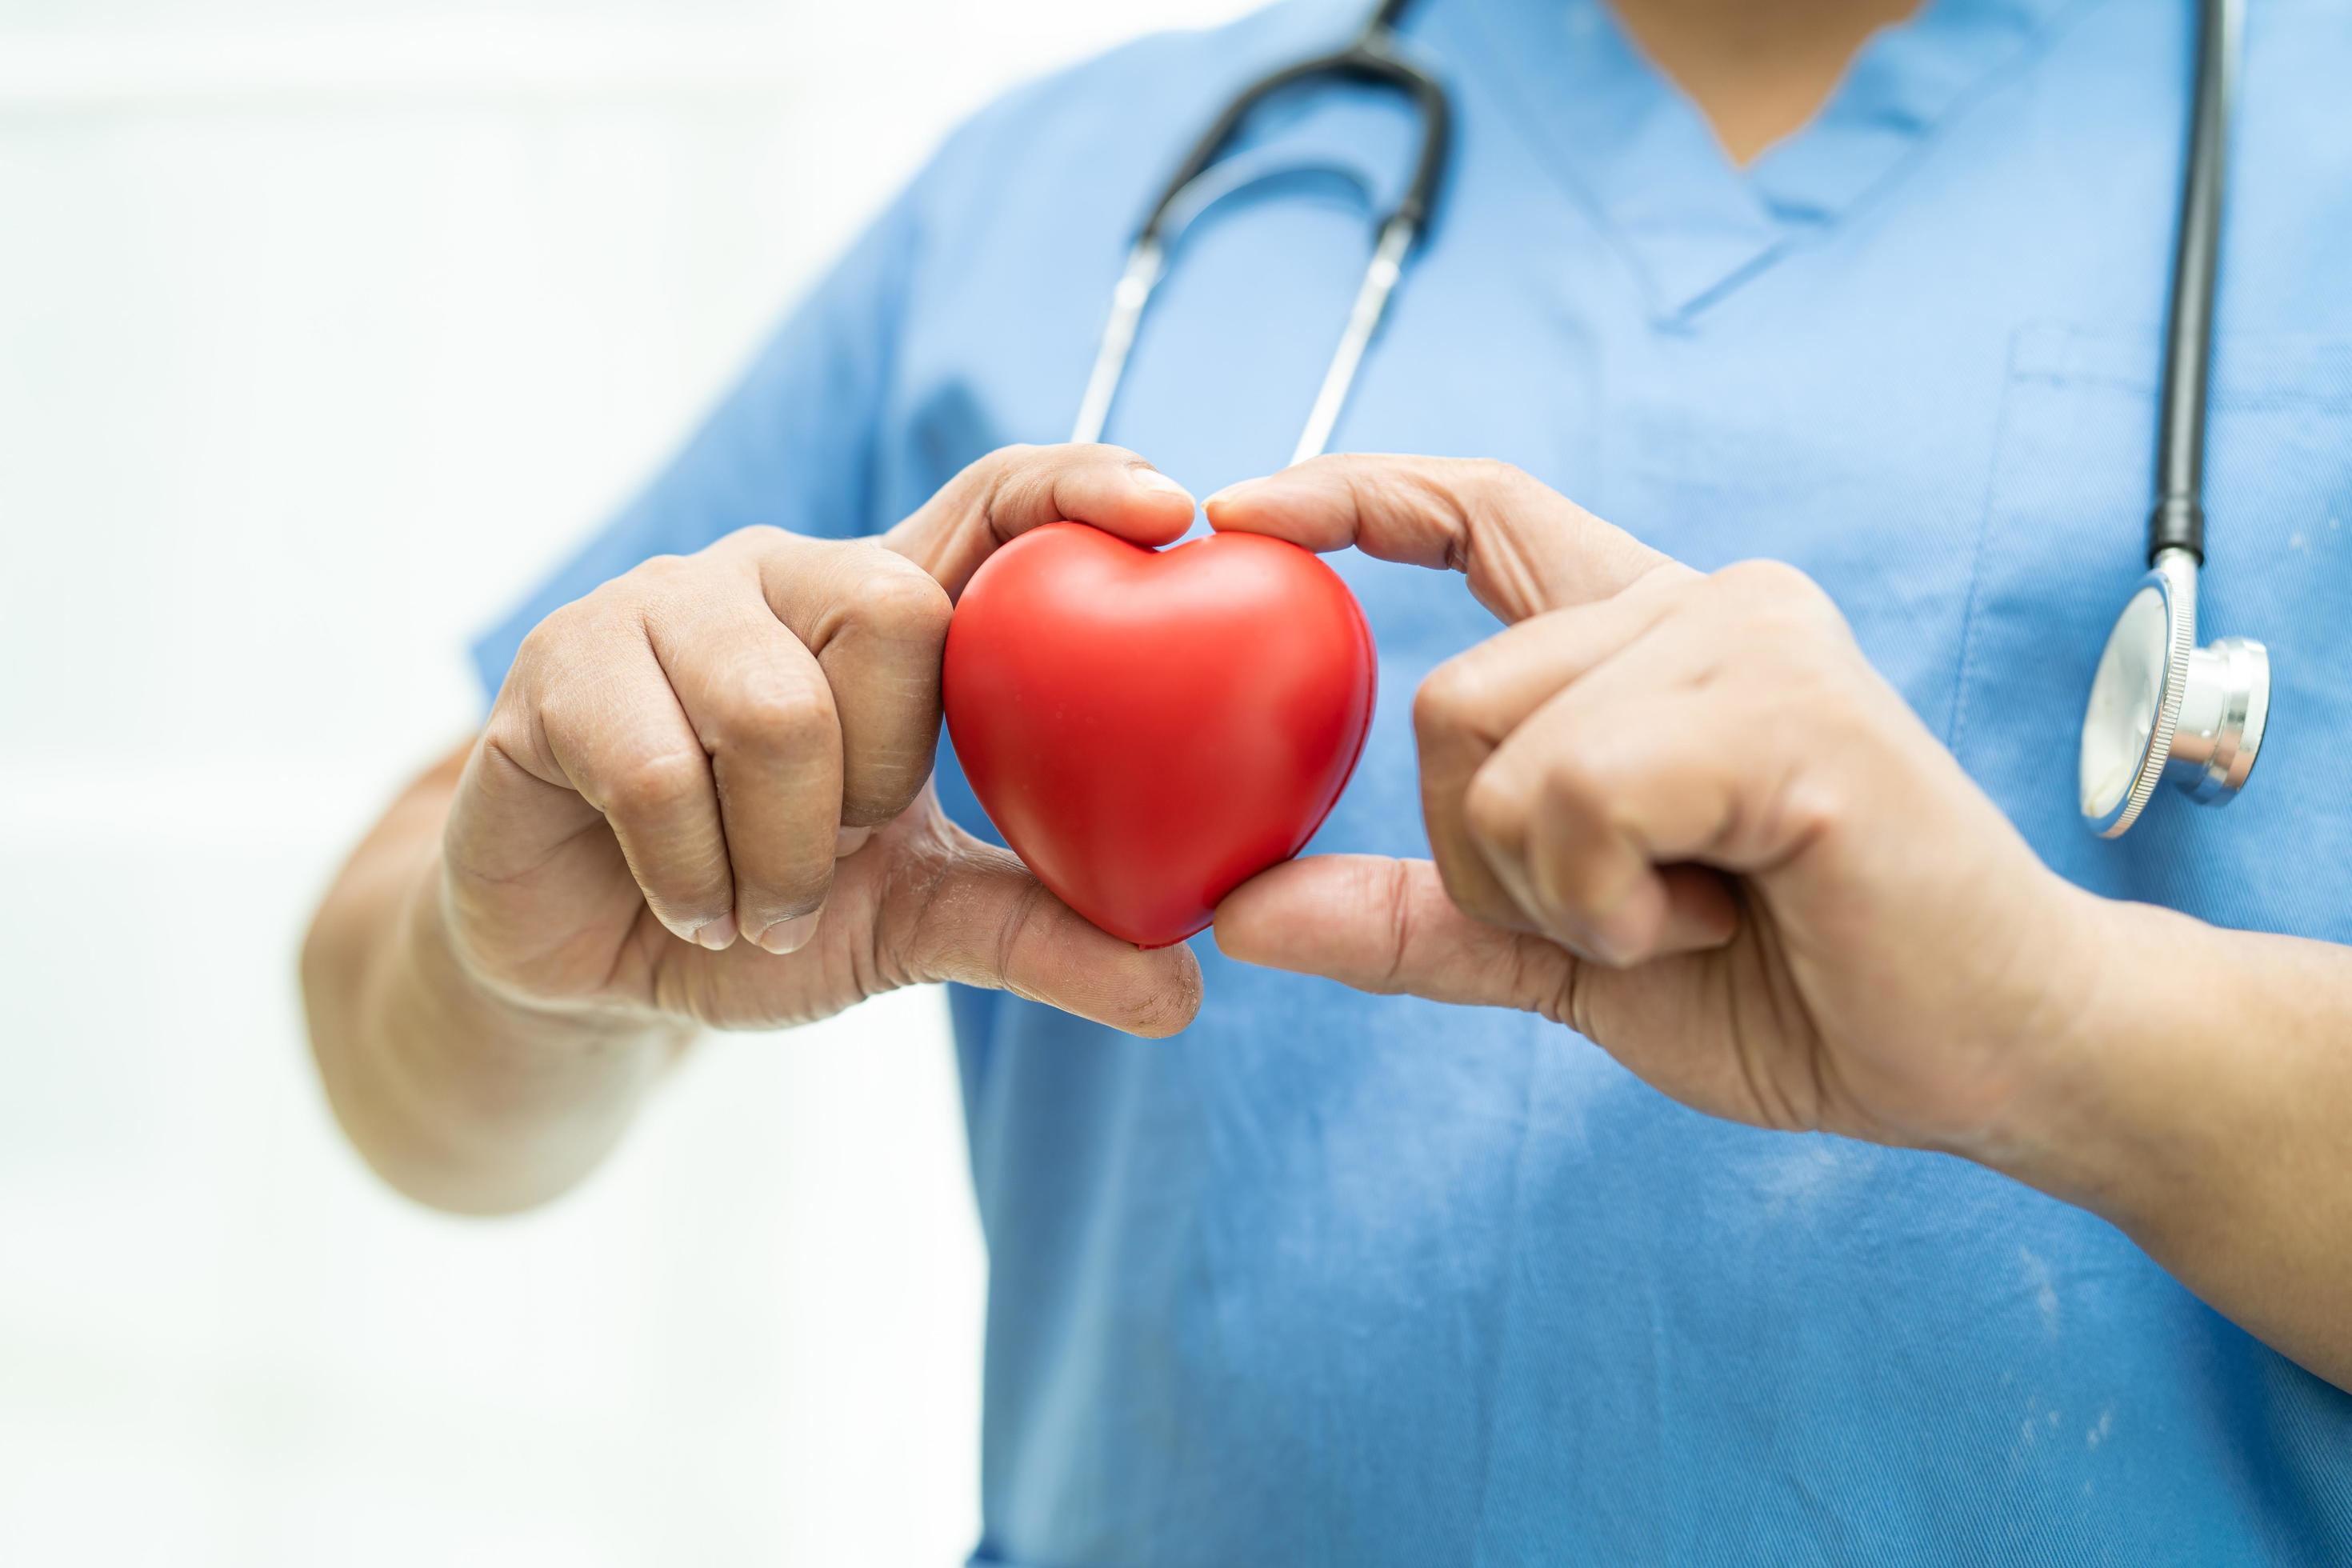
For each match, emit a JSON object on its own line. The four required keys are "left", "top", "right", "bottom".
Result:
{"left": 624, "top": 551, "right": 694, "bottom": 590}
{"left": 532, "top": 674, "right": 626, "bottom": 761}
{"left": 970, "top": 442, "right": 1041, "bottom": 490}
{"left": 1446, "top": 458, "right": 1526, "bottom": 522}
{"left": 1462, "top": 458, "right": 1554, "bottom": 521}
{"left": 1624, "top": 558, "right": 1705, "bottom": 610}
{"left": 1411, "top": 656, "right": 1484, "bottom": 738}
{"left": 1729, "top": 763, "right": 1846, "bottom": 870}
{"left": 705, "top": 660, "right": 836, "bottom": 760}
{"left": 712, "top": 522, "right": 793, "bottom": 562}
{"left": 966, "top": 443, "right": 1050, "bottom": 525}
{"left": 1461, "top": 766, "right": 1530, "bottom": 855}
{"left": 604, "top": 746, "right": 710, "bottom": 822}
{"left": 1516, "top": 762, "right": 1622, "bottom": 915}
{"left": 514, "top": 590, "right": 618, "bottom": 669}
{"left": 1713, "top": 556, "right": 1800, "bottom": 593}
{"left": 1462, "top": 456, "right": 1526, "bottom": 492}
{"left": 478, "top": 710, "right": 531, "bottom": 763}
{"left": 471, "top": 714, "right": 545, "bottom": 798}
{"left": 1536, "top": 753, "right": 1609, "bottom": 823}
{"left": 506, "top": 618, "right": 566, "bottom": 690}
{"left": 1710, "top": 560, "right": 1852, "bottom": 646}
{"left": 838, "top": 546, "right": 954, "bottom": 642}
{"left": 1537, "top": 818, "right": 1628, "bottom": 918}
{"left": 1780, "top": 774, "right": 1847, "bottom": 845}
{"left": 1714, "top": 558, "right": 1830, "bottom": 614}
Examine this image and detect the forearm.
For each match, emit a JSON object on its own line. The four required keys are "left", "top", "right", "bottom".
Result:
{"left": 301, "top": 746, "right": 689, "bottom": 1215}
{"left": 1986, "top": 892, "right": 2352, "bottom": 1390}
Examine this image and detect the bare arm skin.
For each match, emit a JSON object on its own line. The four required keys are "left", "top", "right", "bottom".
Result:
{"left": 303, "top": 742, "right": 689, "bottom": 1215}
{"left": 2003, "top": 904, "right": 2352, "bottom": 1394}
{"left": 1207, "top": 455, "right": 2352, "bottom": 1393}
{"left": 303, "top": 445, "right": 1206, "bottom": 1216}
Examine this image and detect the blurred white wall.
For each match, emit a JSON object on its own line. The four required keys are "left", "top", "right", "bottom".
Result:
{"left": 0, "top": 2, "right": 1247, "bottom": 1562}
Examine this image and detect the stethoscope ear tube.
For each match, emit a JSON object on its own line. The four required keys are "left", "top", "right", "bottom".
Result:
{"left": 1074, "top": 4, "right": 1449, "bottom": 459}
{"left": 1134, "top": 20, "right": 1449, "bottom": 251}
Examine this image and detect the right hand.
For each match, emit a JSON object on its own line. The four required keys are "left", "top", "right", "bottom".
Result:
{"left": 441, "top": 444, "right": 1206, "bottom": 1037}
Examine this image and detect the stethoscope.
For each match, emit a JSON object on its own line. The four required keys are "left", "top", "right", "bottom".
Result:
{"left": 1075, "top": 0, "right": 2266, "bottom": 840}
{"left": 1071, "top": 0, "right": 1443, "bottom": 470}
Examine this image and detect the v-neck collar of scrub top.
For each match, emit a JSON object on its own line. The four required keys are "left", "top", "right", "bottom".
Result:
{"left": 1450, "top": 0, "right": 2102, "bottom": 322}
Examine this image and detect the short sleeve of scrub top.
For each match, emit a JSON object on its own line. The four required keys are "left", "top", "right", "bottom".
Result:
{"left": 468, "top": 1, "right": 2352, "bottom": 1563}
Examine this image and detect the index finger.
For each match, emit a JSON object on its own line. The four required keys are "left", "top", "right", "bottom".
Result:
{"left": 1202, "top": 454, "right": 1677, "bottom": 624}
{"left": 883, "top": 442, "right": 1198, "bottom": 599}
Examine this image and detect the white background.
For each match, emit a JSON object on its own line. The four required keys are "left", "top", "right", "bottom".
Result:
{"left": 0, "top": 2, "right": 1246, "bottom": 1562}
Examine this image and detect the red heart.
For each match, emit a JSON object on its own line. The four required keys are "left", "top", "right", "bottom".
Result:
{"left": 942, "top": 522, "right": 1377, "bottom": 949}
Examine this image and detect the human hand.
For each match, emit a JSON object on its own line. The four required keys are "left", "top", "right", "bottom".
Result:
{"left": 441, "top": 444, "right": 1206, "bottom": 1037}
{"left": 1208, "top": 456, "right": 2110, "bottom": 1155}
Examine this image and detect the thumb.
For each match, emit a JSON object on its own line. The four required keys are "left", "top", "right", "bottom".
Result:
{"left": 882, "top": 442, "right": 1197, "bottom": 600}
{"left": 1215, "top": 854, "right": 1582, "bottom": 1017}
{"left": 882, "top": 813, "right": 1203, "bottom": 1039}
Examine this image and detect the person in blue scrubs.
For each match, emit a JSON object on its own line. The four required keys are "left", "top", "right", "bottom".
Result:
{"left": 302, "top": 0, "right": 2352, "bottom": 1559}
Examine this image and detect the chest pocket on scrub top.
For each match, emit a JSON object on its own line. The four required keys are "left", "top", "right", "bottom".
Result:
{"left": 1950, "top": 323, "right": 2352, "bottom": 940}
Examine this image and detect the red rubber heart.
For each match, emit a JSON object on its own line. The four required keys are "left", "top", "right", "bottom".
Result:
{"left": 942, "top": 522, "right": 1377, "bottom": 949}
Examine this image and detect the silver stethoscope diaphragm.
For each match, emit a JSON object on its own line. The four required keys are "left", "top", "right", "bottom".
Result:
{"left": 2079, "top": 546, "right": 2269, "bottom": 837}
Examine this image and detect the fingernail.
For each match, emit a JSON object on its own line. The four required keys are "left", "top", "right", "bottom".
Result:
{"left": 694, "top": 913, "right": 738, "bottom": 951}
{"left": 754, "top": 910, "right": 820, "bottom": 956}
{"left": 1202, "top": 480, "right": 1254, "bottom": 510}
{"left": 1130, "top": 467, "right": 1194, "bottom": 502}
{"left": 834, "top": 825, "right": 874, "bottom": 858}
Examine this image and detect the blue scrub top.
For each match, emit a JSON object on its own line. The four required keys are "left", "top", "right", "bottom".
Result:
{"left": 474, "top": 0, "right": 2352, "bottom": 1559}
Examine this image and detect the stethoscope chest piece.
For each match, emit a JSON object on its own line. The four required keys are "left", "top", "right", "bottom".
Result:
{"left": 2074, "top": 0, "right": 2267, "bottom": 840}
{"left": 2078, "top": 547, "right": 2270, "bottom": 838}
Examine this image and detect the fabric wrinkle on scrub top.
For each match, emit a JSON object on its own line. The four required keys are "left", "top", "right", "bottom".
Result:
{"left": 473, "top": 0, "right": 2352, "bottom": 1562}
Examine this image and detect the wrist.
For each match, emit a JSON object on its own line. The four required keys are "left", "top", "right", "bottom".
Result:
{"left": 330, "top": 852, "right": 684, "bottom": 1214}
{"left": 1961, "top": 887, "right": 2206, "bottom": 1234}
{"left": 404, "top": 849, "right": 682, "bottom": 1086}
{"left": 416, "top": 851, "right": 642, "bottom": 1047}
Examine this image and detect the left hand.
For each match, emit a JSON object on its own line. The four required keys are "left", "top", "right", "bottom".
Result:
{"left": 1206, "top": 455, "right": 2112, "bottom": 1158}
